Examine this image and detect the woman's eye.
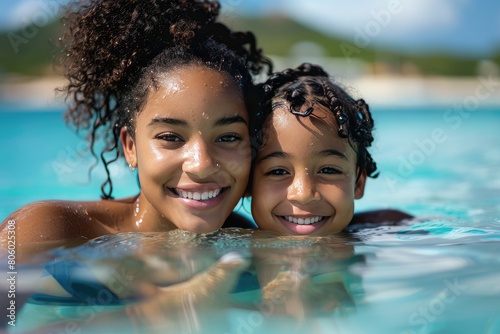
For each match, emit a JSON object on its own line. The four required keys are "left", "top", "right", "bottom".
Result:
{"left": 319, "top": 167, "right": 341, "bottom": 174}
{"left": 156, "top": 133, "right": 182, "bottom": 142}
{"left": 266, "top": 168, "right": 289, "bottom": 176}
{"left": 217, "top": 134, "right": 242, "bottom": 143}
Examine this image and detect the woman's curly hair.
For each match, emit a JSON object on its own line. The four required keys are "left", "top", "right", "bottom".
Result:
{"left": 253, "top": 63, "right": 378, "bottom": 180}
{"left": 57, "top": 0, "right": 272, "bottom": 199}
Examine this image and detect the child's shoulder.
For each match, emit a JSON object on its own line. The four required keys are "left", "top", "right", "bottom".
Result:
{"left": 352, "top": 209, "right": 414, "bottom": 226}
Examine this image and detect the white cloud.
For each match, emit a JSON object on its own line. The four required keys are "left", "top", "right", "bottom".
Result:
{"left": 281, "top": 0, "right": 463, "bottom": 46}
{"left": 9, "top": 0, "right": 42, "bottom": 29}
{"left": 8, "top": 0, "right": 63, "bottom": 30}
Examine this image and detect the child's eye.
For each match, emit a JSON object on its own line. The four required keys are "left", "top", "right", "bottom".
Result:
{"left": 266, "top": 168, "right": 289, "bottom": 176}
{"left": 156, "top": 133, "right": 183, "bottom": 142}
{"left": 319, "top": 167, "right": 341, "bottom": 174}
{"left": 216, "top": 134, "right": 242, "bottom": 143}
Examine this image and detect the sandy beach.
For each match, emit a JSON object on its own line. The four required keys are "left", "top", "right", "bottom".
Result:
{"left": 0, "top": 76, "right": 67, "bottom": 109}
{"left": 1, "top": 73, "right": 499, "bottom": 109}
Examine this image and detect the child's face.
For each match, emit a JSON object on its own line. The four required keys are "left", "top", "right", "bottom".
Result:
{"left": 124, "top": 65, "right": 251, "bottom": 233}
{"left": 251, "top": 105, "right": 366, "bottom": 235}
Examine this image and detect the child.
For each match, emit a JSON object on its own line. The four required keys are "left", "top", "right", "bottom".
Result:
{"left": 251, "top": 63, "right": 412, "bottom": 236}
{"left": 244, "top": 63, "right": 414, "bottom": 319}
{"left": 0, "top": 0, "right": 271, "bottom": 249}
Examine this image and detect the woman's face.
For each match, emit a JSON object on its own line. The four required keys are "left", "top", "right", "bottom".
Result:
{"left": 124, "top": 65, "right": 251, "bottom": 233}
{"left": 251, "top": 105, "right": 366, "bottom": 236}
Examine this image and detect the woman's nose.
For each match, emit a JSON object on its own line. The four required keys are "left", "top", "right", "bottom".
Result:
{"left": 183, "top": 140, "right": 219, "bottom": 179}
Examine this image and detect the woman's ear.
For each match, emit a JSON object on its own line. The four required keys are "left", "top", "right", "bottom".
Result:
{"left": 354, "top": 169, "right": 367, "bottom": 199}
{"left": 120, "top": 127, "right": 137, "bottom": 168}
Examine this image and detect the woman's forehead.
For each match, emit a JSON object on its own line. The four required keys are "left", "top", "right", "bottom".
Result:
{"left": 136, "top": 66, "right": 248, "bottom": 125}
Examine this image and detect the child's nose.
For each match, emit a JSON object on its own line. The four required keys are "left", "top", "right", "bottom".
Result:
{"left": 287, "top": 173, "right": 321, "bottom": 205}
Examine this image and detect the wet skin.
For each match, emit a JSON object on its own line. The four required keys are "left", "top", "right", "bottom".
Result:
{"left": 121, "top": 65, "right": 252, "bottom": 233}
{"left": 0, "top": 64, "right": 252, "bottom": 251}
{"left": 251, "top": 105, "right": 367, "bottom": 236}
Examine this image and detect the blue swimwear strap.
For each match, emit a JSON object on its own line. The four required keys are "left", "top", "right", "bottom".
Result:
{"left": 42, "top": 259, "right": 122, "bottom": 305}
{"left": 231, "top": 270, "right": 261, "bottom": 293}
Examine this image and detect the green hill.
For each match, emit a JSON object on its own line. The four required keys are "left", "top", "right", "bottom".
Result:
{"left": 0, "top": 15, "right": 496, "bottom": 77}
{"left": 0, "top": 20, "right": 63, "bottom": 77}
{"left": 222, "top": 15, "right": 487, "bottom": 77}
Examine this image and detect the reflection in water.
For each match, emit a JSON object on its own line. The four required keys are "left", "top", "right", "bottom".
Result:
{"left": 15, "top": 221, "right": 500, "bottom": 333}
{"left": 251, "top": 232, "right": 363, "bottom": 320}
{"left": 15, "top": 229, "right": 366, "bottom": 333}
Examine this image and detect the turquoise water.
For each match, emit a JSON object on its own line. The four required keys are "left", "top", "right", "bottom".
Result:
{"left": 0, "top": 104, "right": 140, "bottom": 221}
{"left": 1, "top": 103, "right": 500, "bottom": 333}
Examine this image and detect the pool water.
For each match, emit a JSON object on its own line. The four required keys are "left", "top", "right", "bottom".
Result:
{"left": 1, "top": 103, "right": 500, "bottom": 333}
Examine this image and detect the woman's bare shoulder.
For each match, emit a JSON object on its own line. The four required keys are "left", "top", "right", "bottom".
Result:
{"left": 0, "top": 200, "right": 115, "bottom": 247}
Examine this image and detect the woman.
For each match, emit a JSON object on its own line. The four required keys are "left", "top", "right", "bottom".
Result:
{"left": 1, "top": 0, "right": 271, "bottom": 250}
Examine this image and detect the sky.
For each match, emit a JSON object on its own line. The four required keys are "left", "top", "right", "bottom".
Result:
{"left": 1, "top": 0, "right": 499, "bottom": 57}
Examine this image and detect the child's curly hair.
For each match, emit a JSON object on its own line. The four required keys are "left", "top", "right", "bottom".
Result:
{"left": 57, "top": 0, "right": 272, "bottom": 199}
{"left": 254, "top": 63, "right": 378, "bottom": 180}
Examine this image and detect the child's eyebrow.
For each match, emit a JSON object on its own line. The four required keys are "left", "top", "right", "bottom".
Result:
{"left": 319, "top": 149, "right": 348, "bottom": 160}
{"left": 256, "top": 151, "right": 289, "bottom": 163}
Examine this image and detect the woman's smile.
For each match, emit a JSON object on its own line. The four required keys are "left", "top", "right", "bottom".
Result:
{"left": 124, "top": 65, "right": 251, "bottom": 233}
{"left": 168, "top": 186, "right": 230, "bottom": 210}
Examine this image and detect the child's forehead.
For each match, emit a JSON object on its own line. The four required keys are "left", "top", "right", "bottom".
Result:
{"left": 268, "top": 103, "right": 339, "bottom": 129}
{"left": 259, "top": 108, "right": 357, "bottom": 162}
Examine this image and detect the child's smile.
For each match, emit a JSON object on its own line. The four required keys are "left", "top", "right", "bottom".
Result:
{"left": 277, "top": 215, "right": 329, "bottom": 234}
{"left": 251, "top": 104, "right": 366, "bottom": 235}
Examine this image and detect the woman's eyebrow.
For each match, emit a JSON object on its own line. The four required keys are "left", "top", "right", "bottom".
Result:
{"left": 257, "top": 151, "right": 289, "bottom": 163}
{"left": 148, "top": 117, "right": 188, "bottom": 127}
{"left": 214, "top": 116, "right": 248, "bottom": 126}
{"left": 147, "top": 116, "right": 247, "bottom": 127}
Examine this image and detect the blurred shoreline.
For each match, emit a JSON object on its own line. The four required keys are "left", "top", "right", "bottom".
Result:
{"left": 0, "top": 76, "right": 66, "bottom": 110}
{"left": 1, "top": 73, "right": 499, "bottom": 110}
